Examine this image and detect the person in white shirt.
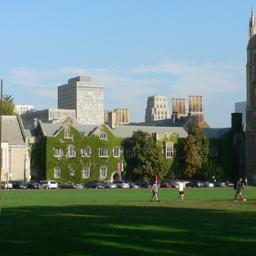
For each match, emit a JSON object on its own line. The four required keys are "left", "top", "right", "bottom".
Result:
{"left": 178, "top": 181, "right": 184, "bottom": 201}
{"left": 150, "top": 181, "right": 159, "bottom": 202}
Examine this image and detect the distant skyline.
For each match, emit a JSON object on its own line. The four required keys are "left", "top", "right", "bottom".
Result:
{"left": 0, "top": 0, "right": 255, "bottom": 127}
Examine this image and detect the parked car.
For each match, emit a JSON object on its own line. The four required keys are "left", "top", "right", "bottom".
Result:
{"left": 26, "top": 181, "right": 41, "bottom": 189}
{"left": 204, "top": 181, "right": 215, "bottom": 188}
{"left": 135, "top": 180, "right": 149, "bottom": 188}
{"left": 85, "top": 181, "right": 104, "bottom": 189}
{"left": 160, "top": 180, "right": 171, "bottom": 188}
{"left": 40, "top": 180, "right": 58, "bottom": 189}
{"left": 214, "top": 181, "right": 227, "bottom": 187}
{"left": 104, "top": 182, "right": 117, "bottom": 189}
{"left": 0, "top": 181, "right": 13, "bottom": 189}
{"left": 12, "top": 181, "right": 28, "bottom": 189}
{"left": 128, "top": 182, "right": 139, "bottom": 189}
{"left": 186, "top": 180, "right": 204, "bottom": 188}
{"left": 114, "top": 181, "right": 130, "bottom": 188}
{"left": 59, "top": 182, "right": 83, "bottom": 189}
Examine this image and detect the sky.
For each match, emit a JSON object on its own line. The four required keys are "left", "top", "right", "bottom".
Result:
{"left": 0, "top": 0, "right": 255, "bottom": 127}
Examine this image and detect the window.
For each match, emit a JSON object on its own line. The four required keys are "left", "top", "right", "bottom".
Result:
{"left": 54, "top": 167, "right": 61, "bottom": 178}
{"left": 69, "top": 168, "right": 75, "bottom": 176}
{"left": 113, "top": 147, "right": 120, "bottom": 157}
{"left": 54, "top": 148, "right": 62, "bottom": 157}
{"left": 82, "top": 166, "right": 90, "bottom": 178}
{"left": 100, "top": 166, "right": 107, "bottom": 179}
{"left": 165, "top": 142, "right": 174, "bottom": 158}
{"left": 64, "top": 127, "right": 72, "bottom": 139}
{"left": 99, "top": 148, "right": 108, "bottom": 157}
{"left": 68, "top": 146, "right": 76, "bottom": 157}
{"left": 81, "top": 147, "right": 92, "bottom": 157}
{"left": 99, "top": 132, "right": 107, "bottom": 140}
{"left": 126, "top": 148, "right": 135, "bottom": 158}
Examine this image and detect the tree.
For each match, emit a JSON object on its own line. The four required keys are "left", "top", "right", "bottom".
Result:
{"left": 0, "top": 94, "right": 15, "bottom": 115}
{"left": 123, "top": 130, "right": 169, "bottom": 181}
{"left": 182, "top": 125, "right": 209, "bottom": 179}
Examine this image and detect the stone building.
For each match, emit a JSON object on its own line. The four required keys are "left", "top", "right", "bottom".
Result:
{"left": 172, "top": 98, "right": 186, "bottom": 118}
{"left": 245, "top": 9, "right": 256, "bottom": 184}
{"left": 0, "top": 115, "right": 30, "bottom": 182}
{"left": 105, "top": 108, "right": 130, "bottom": 128}
{"left": 145, "top": 94, "right": 170, "bottom": 122}
{"left": 58, "top": 76, "right": 104, "bottom": 125}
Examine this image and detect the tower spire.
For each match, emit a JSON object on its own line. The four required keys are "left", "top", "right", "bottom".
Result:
{"left": 249, "top": 7, "right": 256, "bottom": 38}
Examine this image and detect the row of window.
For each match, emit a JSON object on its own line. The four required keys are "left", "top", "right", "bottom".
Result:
{"left": 54, "top": 147, "right": 120, "bottom": 158}
{"left": 54, "top": 166, "right": 107, "bottom": 179}
{"left": 64, "top": 130, "right": 108, "bottom": 140}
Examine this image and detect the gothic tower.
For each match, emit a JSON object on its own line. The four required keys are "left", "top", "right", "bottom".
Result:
{"left": 245, "top": 8, "right": 256, "bottom": 184}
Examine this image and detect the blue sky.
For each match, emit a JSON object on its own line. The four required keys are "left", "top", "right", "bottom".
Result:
{"left": 0, "top": 0, "right": 255, "bottom": 127}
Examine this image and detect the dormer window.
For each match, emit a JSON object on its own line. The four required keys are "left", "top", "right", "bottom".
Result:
{"left": 64, "top": 128, "right": 72, "bottom": 139}
{"left": 99, "top": 132, "right": 107, "bottom": 140}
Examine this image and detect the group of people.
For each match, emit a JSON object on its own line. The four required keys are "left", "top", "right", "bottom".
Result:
{"left": 150, "top": 177, "right": 248, "bottom": 202}
{"left": 150, "top": 180, "right": 184, "bottom": 202}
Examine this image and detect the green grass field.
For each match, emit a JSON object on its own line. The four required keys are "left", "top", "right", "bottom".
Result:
{"left": 0, "top": 187, "right": 255, "bottom": 256}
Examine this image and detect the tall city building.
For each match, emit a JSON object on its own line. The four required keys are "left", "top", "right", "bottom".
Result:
{"left": 245, "top": 9, "right": 256, "bottom": 183}
{"left": 58, "top": 76, "right": 104, "bottom": 125}
{"left": 104, "top": 108, "right": 130, "bottom": 128}
{"left": 172, "top": 98, "right": 186, "bottom": 118}
{"left": 188, "top": 96, "right": 203, "bottom": 114}
{"left": 145, "top": 94, "right": 170, "bottom": 122}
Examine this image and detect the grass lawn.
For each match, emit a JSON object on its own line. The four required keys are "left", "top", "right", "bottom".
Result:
{"left": 0, "top": 187, "right": 256, "bottom": 256}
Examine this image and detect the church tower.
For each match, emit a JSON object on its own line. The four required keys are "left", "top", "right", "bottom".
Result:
{"left": 245, "top": 8, "right": 256, "bottom": 183}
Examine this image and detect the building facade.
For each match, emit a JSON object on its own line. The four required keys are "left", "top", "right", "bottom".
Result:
{"left": 58, "top": 76, "right": 104, "bottom": 125}
{"left": 245, "top": 9, "right": 256, "bottom": 184}
{"left": 172, "top": 98, "right": 186, "bottom": 118}
{"left": 105, "top": 108, "right": 130, "bottom": 128}
{"left": 145, "top": 95, "right": 170, "bottom": 122}
{"left": 0, "top": 115, "right": 30, "bottom": 182}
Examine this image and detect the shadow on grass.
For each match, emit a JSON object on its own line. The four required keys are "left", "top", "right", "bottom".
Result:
{"left": 0, "top": 204, "right": 255, "bottom": 256}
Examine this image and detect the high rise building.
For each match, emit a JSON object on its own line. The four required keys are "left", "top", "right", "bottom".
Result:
{"left": 104, "top": 108, "right": 130, "bottom": 128}
{"left": 188, "top": 96, "right": 203, "bottom": 114}
{"left": 172, "top": 98, "right": 186, "bottom": 118}
{"left": 145, "top": 95, "right": 170, "bottom": 122}
{"left": 245, "top": 9, "right": 256, "bottom": 183}
{"left": 58, "top": 76, "right": 104, "bottom": 125}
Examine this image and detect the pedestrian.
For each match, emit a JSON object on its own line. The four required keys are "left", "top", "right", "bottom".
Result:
{"left": 234, "top": 177, "right": 247, "bottom": 202}
{"left": 151, "top": 181, "right": 159, "bottom": 202}
{"left": 178, "top": 181, "right": 185, "bottom": 201}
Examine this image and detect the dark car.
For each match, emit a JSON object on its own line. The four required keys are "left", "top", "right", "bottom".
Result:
{"left": 85, "top": 181, "right": 104, "bottom": 189}
{"left": 135, "top": 181, "right": 149, "bottom": 188}
{"left": 26, "top": 181, "right": 41, "bottom": 189}
{"left": 160, "top": 180, "right": 171, "bottom": 188}
{"left": 59, "top": 182, "right": 82, "bottom": 189}
{"left": 12, "top": 181, "right": 28, "bottom": 189}
{"left": 186, "top": 180, "right": 204, "bottom": 188}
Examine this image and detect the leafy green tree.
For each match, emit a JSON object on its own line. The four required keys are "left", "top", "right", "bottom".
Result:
{"left": 0, "top": 94, "right": 15, "bottom": 115}
{"left": 196, "top": 160, "right": 224, "bottom": 180}
{"left": 123, "top": 130, "right": 169, "bottom": 181}
{"left": 182, "top": 125, "right": 209, "bottom": 179}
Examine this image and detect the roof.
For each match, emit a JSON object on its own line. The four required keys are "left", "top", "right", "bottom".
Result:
{"left": 38, "top": 119, "right": 188, "bottom": 139}
{"left": 0, "top": 115, "right": 26, "bottom": 145}
{"left": 203, "top": 128, "right": 231, "bottom": 139}
{"left": 109, "top": 125, "right": 188, "bottom": 138}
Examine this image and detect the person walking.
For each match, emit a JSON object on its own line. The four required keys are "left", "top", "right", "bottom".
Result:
{"left": 234, "top": 177, "right": 247, "bottom": 202}
{"left": 178, "top": 181, "right": 185, "bottom": 201}
{"left": 151, "top": 181, "right": 159, "bottom": 202}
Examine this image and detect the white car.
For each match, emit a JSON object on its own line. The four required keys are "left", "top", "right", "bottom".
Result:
{"left": 204, "top": 181, "right": 214, "bottom": 188}
{"left": 40, "top": 180, "right": 58, "bottom": 189}
{"left": 1, "top": 182, "right": 13, "bottom": 189}
{"left": 115, "top": 181, "right": 130, "bottom": 188}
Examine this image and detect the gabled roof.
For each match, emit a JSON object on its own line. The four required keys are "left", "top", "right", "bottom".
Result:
{"left": 203, "top": 128, "right": 231, "bottom": 139}
{"left": 0, "top": 115, "right": 26, "bottom": 145}
{"left": 109, "top": 125, "right": 188, "bottom": 138}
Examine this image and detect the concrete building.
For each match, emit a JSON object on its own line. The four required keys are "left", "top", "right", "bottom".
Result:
{"left": 21, "top": 108, "right": 76, "bottom": 128}
{"left": 58, "top": 76, "right": 104, "bottom": 125}
{"left": 245, "top": 9, "right": 256, "bottom": 184}
{"left": 235, "top": 101, "right": 246, "bottom": 128}
{"left": 145, "top": 95, "right": 170, "bottom": 122}
{"left": 0, "top": 115, "right": 30, "bottom": 182}
{"left": 172, "top": 98, "right": 186, "bottom": 118}
{"left": 188, "top": 96, "right": 203, "bottom": 114}
{"left": 15, "top": 104, "right": 34, "bottom": 115}
{"left": 105, "top": 108, "right": 130, "bottom": 128}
